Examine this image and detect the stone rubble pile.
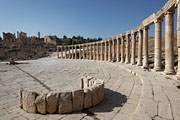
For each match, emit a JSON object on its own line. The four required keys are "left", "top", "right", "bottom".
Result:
{"left": 19, "top": 76, "right": 104, "bottom": 114}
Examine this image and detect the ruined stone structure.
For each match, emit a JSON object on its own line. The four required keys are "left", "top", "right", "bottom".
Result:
{"left": 57, "top": 0, "right": 180, "bottom": 78}
{"left": 3, "top": 32, "right": 16, "bottom": 43}
{"left": 19, "top": 77, "right": 104, "bottom": 114}
{"left": 44, "top": 35, "right": 59, "bottom": 45}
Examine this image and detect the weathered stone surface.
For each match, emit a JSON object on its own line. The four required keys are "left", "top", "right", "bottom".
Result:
{"left": 22, "top": 90, "right": 37, "bottom": 113}
{"left": 90, "top": 84, "right": 103, "bottom": 106}
{"left": 83, "top": 78, "right": 89, "bottom": 88}
{"left": 80, "top": 78, "right": 84, "bottom": 89}
{"left": 35, "top": 94, "right": 46, "bottom": 114}
{"left": 46, "top": 92, "right": 59, "bottom": 114}
{"left": 19, "top": 89, "right": 23, "bottom": 109}
{"left": 59, "top": 92, "right": 73, "bottom": 114}
{"left": 84, "top": 88, "right": 93, "bottom": 108}
{"left": 72, "top": 89, "right": 84, "bottom": 111}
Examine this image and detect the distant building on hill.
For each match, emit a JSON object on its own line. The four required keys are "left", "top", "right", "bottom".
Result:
{"left": 44, "top": 35, "right": 62, "bottom": 45}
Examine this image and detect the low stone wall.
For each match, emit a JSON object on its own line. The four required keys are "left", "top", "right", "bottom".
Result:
{"left": 19, "top": 76, "right": 104, "bottom": 114}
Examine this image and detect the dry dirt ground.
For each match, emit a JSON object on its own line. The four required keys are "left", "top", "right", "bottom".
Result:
{"left": 0, "top": 53, "right": 180, "bottom": 120}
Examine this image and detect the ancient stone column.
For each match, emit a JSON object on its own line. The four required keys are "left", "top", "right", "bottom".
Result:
{"left": 112, "top": 38, "right": 115, "bottom": 61}
{"left": 97, "top": 43, "right": 100, "bottom": 60}
{"left": 131, "top": 32, "right": 137, "bottom": 65}
{"left": 79, "top": 45, "right": 81, "bottom": 59}
{"left": 116, "top": 37, "right": 120, "bottom": 62}
{"left": 75, "top": 45, "right": 77, "bottom": 59}
{"left": 177, "top": 0, "right": 180, "bottom": 77}
{"left": 93, "top": 43, "right": 96, "bottom": 60}
{"left": 68, "top": 46, "right": 71, "bottom": 59}
{"left": 154, "top": 19, "right": 163, "bottom": 71}
{"left": 86, "top": 44, "right": 89, "bottom": 59}
{"left": 83, "top": 45, "right": 85, "bottom": 59}
{"left": 142, "top": 26, "right": 149, "bottom": 69}
{"left": 108, "top": 39, "right": 112, "bottom": 61}
{"left": 90, "top": 44, "right": 93, "bottom": 60}
{"left": 121, "top": 36, "right": 125, "bottom": 63}
{"left": 57, "top": 47, "right": 59, "bottom": 58}
{"left": 101, "top": 42, "right": 104, "bottom": 61}
{"left": 165, "top": 10, "right": 175, "bottom": 74}
{"left": 65, "top": 46, "right": 67, "bottom": 59}
{"left": 61, "top": 46, "right": 63, "bottom": 59}
{"left": 137, "top": 30, "right": 143, "bottom": 66}
{"left": 125, "top": 34, "right": 130, "bottom": 64}
{"left": 105, "top": 41, "right": 108, "bottom": 61}
{"left": 72, "top": 46, "right": 74, "bottom": 59}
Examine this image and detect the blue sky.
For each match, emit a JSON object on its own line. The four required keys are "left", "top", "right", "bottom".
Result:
{"left": 0, "top": 0, "right": 172, "bottom": 39}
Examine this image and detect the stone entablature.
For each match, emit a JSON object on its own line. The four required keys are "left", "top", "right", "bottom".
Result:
{"left": 19, "top": 76, "right": 104, "bottom": 114}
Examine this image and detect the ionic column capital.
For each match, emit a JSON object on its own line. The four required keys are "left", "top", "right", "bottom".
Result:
{"left": 165, "top": 10, "right": 175, "bottom": 15}
{"left": 154, "top": 18, "right": 163, "bottom": 24}
{"left": 143, "top": 26, "right": 150, "bottom": 30}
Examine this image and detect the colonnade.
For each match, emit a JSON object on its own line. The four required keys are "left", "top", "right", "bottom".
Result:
{"left": 58, "top": 0, "right": 180, "bottom": 78}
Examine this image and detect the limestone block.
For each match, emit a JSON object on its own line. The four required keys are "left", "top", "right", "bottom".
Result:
{"left": 84, "top": 88, "right": 93, "bottom": 108}
{"left": 72, "top": 89, "right": 84, "bottom": 111}
{"left": 22, "top": 90, "right": 37, "bottom": 113}
{"left": 59, "top": 92, "right": 73, "bottom": 114}
{"left": 35, "top": 94, "right": 46, "bottom": 114}
{"left": 46, "top": 92, "right": 59, "bottom": 114}
{"left": 90, "top": 84, "right": 104, "bottom": 106}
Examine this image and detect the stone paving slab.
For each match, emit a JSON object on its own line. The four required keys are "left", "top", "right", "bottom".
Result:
{"left": 0, "top": 54, "right": 179, "bottom": 120}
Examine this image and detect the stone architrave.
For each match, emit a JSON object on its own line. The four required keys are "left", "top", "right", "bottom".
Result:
{"left": 35, "top": 94, "right": 46, "bottom": 114}
{"left": 165, "top": 10, "right": 175, "bottom": 74}
{"left": 84, "top": 88, "right": 93, "bottom": 109}
{"left": 72, "top": 89, "right": 84, "bottom": 111}
{"left": 22, "top": 91, "right": 37, "bottom": 113}
{"left": 59, "top": 92, "right": 73, "bottom": 114}
{"left": 46, "top": 92, "right": 59, "bottom": 114}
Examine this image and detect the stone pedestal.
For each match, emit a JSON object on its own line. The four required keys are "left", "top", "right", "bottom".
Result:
{"left": 125, "top": 34, "right": 130, "bottom": 64}
{"left": 154, "top": 19, "right": 163, "bottom": 71}
{"left": 137, "top": 30, "right": 143, "bottom": 66}
{"left": 131, "top": 32, "right": 136, "bottom": 65}
{"left": 142, "top": 26, "right": 149, "bottom": 69}
{"left": 164, "top": 11, "right": 175, "bottom": 74}
{"left": 121, "top": 36, "right": 125, "bottom": 63}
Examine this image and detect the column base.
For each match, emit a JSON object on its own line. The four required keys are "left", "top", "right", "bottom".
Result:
{"left": 154, "top": 67, "right": 163, "bottom": 72}
{"left": 141, "top": 66, "right": 149, "bottom": 69}
{"left": 137, "top": 62, "right": 142, "bottom": 66}
{"left": 164, "top": 70, "right": 175, "bottom": 75}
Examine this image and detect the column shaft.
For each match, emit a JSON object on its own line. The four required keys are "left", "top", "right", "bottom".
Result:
{"left": 137, "top": 30, "right": 143, "bottom": 66}
{"left": 93, "top": 43, "right": 96, "bottom": 60}
{"left": 105, "top": 41, "right": 108, "bottom": 61}
{"left": 101, "top": 42, "right": 104, "bottom": 61}
{"left": 165, "top": 11, "right": 175, "bottom": 74}
{"left": 97, "top": 43, "right": 100, "bottom": 60}
{"left": 125, "top": 34, "right": 130, "bottom": 64}
{"left": 143, "top": 26, "right": 149, "bottom": 68}
{"left": 61, "top": 46, "right": 63, "bottom": 59}
{"left": 108, "top": 40, "right": 112, "bottom": 61}
{"left": 75, "top": 46, "right": 77, "bottom": 59}
{"left": 90, "top": 44, "right": 93, "bottom": 60}
{"left": 68, "top": 46, "right": 71, "bottom": 59}
{"left": 79, "top": 45, "right": 81, "bottom": 59}
{"left": 177, "top": 1, "right": 180, "bottom": 77}
{"left": 121, "top": 37, "right": 125, "bottom": 63}
{"left": 65, "top": 47, "right": 67, "bottom": 59}
{"left": 154, "top": 19, "right": 163, "bottom": 71}
{"left": 83, "top": 45, "right": 85, "bottom": 59}
{"left": 117, "top": 37, "right": 120, "bottom": 62}
{"left": 131, "top": 33, "right": 136, "bottom": 65}
{"left": 112, "top": 39, "right": 115, "bottom": 60}
{"left": 57, "top": 47, "right": 59, "bottom": 58}
{"left": 86, "top": 45, "right": 89, "bottom": 59}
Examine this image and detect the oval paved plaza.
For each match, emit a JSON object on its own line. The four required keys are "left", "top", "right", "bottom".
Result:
{"left": 0, "top": 54, "right": 180, "bottom": 120}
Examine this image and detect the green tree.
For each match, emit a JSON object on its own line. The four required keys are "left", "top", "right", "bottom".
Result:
{"left": 63, "top": 35, "right": 67, "bottom": 39}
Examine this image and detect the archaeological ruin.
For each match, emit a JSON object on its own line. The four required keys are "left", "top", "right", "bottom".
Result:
{"left": 57, "top": 0, "right": 180, "bottom": 78}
